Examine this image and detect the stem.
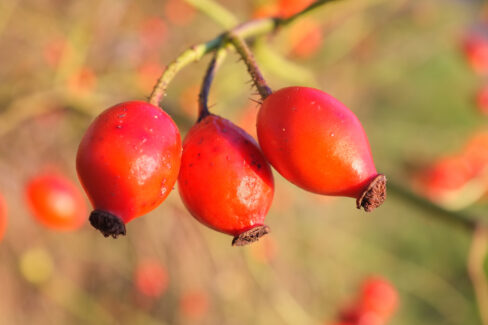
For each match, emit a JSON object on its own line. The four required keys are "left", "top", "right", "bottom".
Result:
{"left": 183, "top": 0, "right": 238, "bottom": 29}
{"left": 198, "top": 47, "right": 227, "bottom": 121}
{"left": 227, "top": 33, "right": 273, "bottom": 99}
{"left": 468, "top": 225, "right": 488, "bottom": 325}
{"left": 148, "top": 0, "right": 336, "bottom": 108}
{"left": 388, "top": 180, "right": 479, "bottom": 232}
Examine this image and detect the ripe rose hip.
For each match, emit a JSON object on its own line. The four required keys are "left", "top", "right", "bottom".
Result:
{"left": 77, "top": 101, "right": 181, "bottom": 238}
{"left": 178, "top": 114, "right": 274, "bottom": 246}
{"left": 25, "top": 172, "right": 86, "bottom": 231}
{"left": 257, "top": 87, "right": 385, "bottom": 211}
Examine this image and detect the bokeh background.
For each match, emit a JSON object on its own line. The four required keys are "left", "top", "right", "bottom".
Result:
{"left": 0, "top": 0, "right": 488, "bottom": 324}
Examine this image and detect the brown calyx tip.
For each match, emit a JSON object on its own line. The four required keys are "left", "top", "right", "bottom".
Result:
{"left": 356, "top": 174, "right": 387, "bottom": 212}
{"left": 89, "top": 209, "right": 126, "bottom": 238}
{"left": 232, "top": 225, "right": 270, "bottom": 247}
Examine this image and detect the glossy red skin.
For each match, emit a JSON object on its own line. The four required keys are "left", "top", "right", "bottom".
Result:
{"left": 178, "top": 115, "right": 274, "bottom": 236}
{"left": 77, "top": 101, "right": 181, "bottom": 224}
{"left": 257, "top": 87, "right": 378, "bottom": 198}
{"left": 0, "top": 194, "right": 7, "bottom": 241}
{"left": 25, "top": 173, "right": 86, "bottom": 231}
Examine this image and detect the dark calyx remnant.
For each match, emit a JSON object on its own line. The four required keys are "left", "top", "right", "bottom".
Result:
{"left": 357, "top": 174, "right": 387, "bottom": 212}
{"left": 89, "top": 209, "right": 126, "bottom": 238}
{"left": 232, "top": 225, "right": 270, "bottom": 247}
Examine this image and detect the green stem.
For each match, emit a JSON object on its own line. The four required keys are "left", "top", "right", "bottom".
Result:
{"left": 198, "top": 47, "right": 227, "bottom": 121}
{"left": 227, "top": 33, "right": 272, "bottom": 99}
{"left": 184, "top": 0, "right": 238, "bottom": 29}
{"left": 388, "top": 180, "right": 480, "bottom": 232}
{"left": 148, "top": 0, "right": 337, "bottom": 108}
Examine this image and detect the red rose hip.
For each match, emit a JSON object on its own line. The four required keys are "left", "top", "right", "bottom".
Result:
{"left": 25, "top": 172, "right": 86, "bottom": 231}
{"left": 257, "top": 86, "right": 385, "bottom": 211}
{"left": 77, "top": 101, "right": 181, "bottom": 237}
{"left": 178, "top": 114, "right": 274, "bottom": 246}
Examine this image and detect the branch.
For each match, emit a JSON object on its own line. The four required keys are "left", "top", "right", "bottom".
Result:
{"left": 148, "top": 0, "right": 339, "bottom": 108}
{"left": 387, "top": 180, "right": 479, "bottom": 232}
{"left": 227, "top": 33, "right": 272, "bottom": 99}
{"left": 184, "top": 0, "right": 238, "bottom": 29}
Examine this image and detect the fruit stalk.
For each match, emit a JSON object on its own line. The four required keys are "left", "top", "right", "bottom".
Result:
{"left": 198, "top": 47, "right": 227, "bottom": 121}
{"left": 148, "top": 0, "right": 339, "bottom": 108}
{"left": 227, "top": 33, "right": 272, "bottom": 99}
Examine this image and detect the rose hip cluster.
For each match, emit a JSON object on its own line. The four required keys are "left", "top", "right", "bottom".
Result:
{"left": 76, "top": 40, "right": 386, "bottom": 246}
{"left": 331, "top": 277, "right": 399, "bottom": 325}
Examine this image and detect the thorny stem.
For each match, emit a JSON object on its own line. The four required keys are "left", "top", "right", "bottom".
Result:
{"left": 198, "top": 47, "right": 227, "bottom": 121}
{"left": 148, "top": 0, "right": 339, "bottom": 107}
{"left": 227, "top": 33, "right": 273, "bottom": 99}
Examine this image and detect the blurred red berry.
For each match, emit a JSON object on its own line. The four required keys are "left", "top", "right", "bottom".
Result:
{"left": 180, "top": 290, "right": 210, "bottom": 319}
{"left": 419, "top": 155, "right": 475, "bottom": 200}
{"left": 25, "top": 172, "right": 86, "bottom": 231}
{"left": 134, "top": 259, "right": 169, "bottom": 298}
{"left": 278, "top": 0, "right": 314, "bottom": 18}
{"left": 358, "top": 277, "right": 398, "bottom": 321}
{"left": 463, "top": 33, "right": 488, "bottom": 74}
{"left": 288, "top": 18, "right": 323, "bottom": 58}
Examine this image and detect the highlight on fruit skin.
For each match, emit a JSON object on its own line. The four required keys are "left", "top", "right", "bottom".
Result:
{"left": 76, "top": 101, "right": 182, "bottom": 238}
{"left": 25, "top": 172, "right": 86, "bottom": 231}
{"left": 178, "top": 114, "right": 274, "bottom": 246}
{"left": 256, "top": 86, "right": 386, "bottom": 211}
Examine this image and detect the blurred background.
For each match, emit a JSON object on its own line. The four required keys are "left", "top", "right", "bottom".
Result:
{"left": 1, "top": 0, "right": 488, "bottom": 324}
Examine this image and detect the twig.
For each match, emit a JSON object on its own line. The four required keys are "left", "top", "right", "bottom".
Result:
{"left": 184, "top": 0, "right": 238, "bottom": 29}
{"left": 387, "top": 180, "right": 479, "bottom": 232}
{"left": 148, "top": 0, "right": 339, "bottom": 108}
{"left": 198, "top": 47, "right": 227, "bottom": 121}
{"left": 226, "top": 33, "right": 272, "bottom": 99}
